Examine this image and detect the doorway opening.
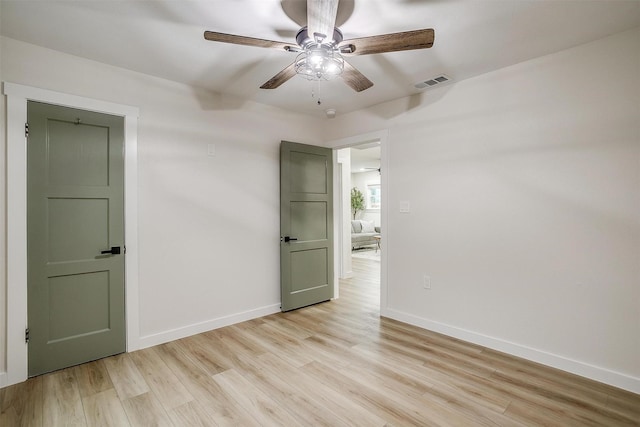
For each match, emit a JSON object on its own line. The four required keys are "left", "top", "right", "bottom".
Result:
{"left": 349, "top": 141, "right": 382, "bottom": 262}
{"left": 332, "top": 129, "right": 388, "bottom": 313}
{"left": 347, "top": 141, "right": 382, "bottom": 311}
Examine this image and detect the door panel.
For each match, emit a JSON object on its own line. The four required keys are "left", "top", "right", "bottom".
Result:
{"left": 47, "top": 198, "right": 109, "bottom": 262}
{"left": 280, "top": 141, "right": 333, "bottom": 312}
{"left": 47, "top": 120, "right": 110, "bottom": 186}
{"left": 290, "top": 201, "right": 328, "bottom": 241}
{"left": 48, "top": 271, "right": 110, "bottom": 341}
{"left": 290, "top": 249, "right": 329, "bottom": 291}
{"left": 27, "top": 101, "right": 125, "bottom": 376}
{"left": 290, "top": 151, "right": 328, "bottom": 194}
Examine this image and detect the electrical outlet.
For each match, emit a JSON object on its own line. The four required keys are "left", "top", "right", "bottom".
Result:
{"left": 423, "top": 275, "right": 431, "bottom": 290}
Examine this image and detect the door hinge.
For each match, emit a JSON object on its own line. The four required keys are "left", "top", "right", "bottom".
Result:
{"left": 25, "top": 123, "right": 29, "bottom": 138}
{"left": 25, "top": 328, "right": 30, "bottom": 343}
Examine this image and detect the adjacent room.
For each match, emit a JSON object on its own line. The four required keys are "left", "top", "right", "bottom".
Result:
{"left": 1, "top": 0, "right": 639, "bottom": 425}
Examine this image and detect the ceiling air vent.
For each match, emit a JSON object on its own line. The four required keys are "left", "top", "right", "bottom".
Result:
{"left": 414, "top": 74, "right": 451, "bottom": 89}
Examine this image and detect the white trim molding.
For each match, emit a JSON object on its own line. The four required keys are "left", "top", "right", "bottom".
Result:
{"left": 2, "top": 82, "right": 140, "bottom": 387}
{"left": 384, "top": 308, "right": 640, "bottom": 394}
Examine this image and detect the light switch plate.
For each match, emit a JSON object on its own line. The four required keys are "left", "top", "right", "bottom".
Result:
{"left": 400, "top": 201, "right": 410, "bottom": 213}
{"left": 207, "top": 144, "right": 216, "bottom": 156}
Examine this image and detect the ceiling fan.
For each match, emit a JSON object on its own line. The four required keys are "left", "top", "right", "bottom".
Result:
{"left": 204, "top": 0, "right": 435, "bottom": 92}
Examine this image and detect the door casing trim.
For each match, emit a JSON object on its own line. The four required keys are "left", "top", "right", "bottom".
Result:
{"left": 3, "top": 82, "right": 140, "bottom": 387}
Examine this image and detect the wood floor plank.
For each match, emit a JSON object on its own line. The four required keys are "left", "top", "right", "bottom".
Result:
{"left": 382, "top": 317, "right": 485, "bottom": 356}
{"left": 607, "top": 392, "right": 640, "bottom": 422}
{"left": 129, "top": 347, "right": 194, "bottom": 411}
{"left": 350, "top": 342, "right": 512, "bottom": 415}
{"left": 178, "top": 333, "right": 231, "bottom": 374}
{"left": 155, "top": 341, "right": 260, "bottom": 426}
{"left": 3, "top": 256, "right": 639, "bottom": 426}
{"left": 260, "top": 316, "right": 315, "bottom": 341}
{"left": 253, "top": 352, "right": 388, "bottom": 426}
{"left": 302, "top": 359, "right": 446, "bottom": 426}
{"left": 208, "top": 326, "right": 269, "bottom": 364}
{"left": 154, "top": 341, "right": 220, "bottom": 403}
{"left": 121, "top": 392, "right": 172, "bottom": 427}
{"left": 0, "top": 376, "right": 43, "bottom": 427}
{"left": 71, "top": 359, "right": 114, "bottom": 398}
{"left": 299, "top": 333, "right": 354, "bottom": 369}
{"left": 373, "top": 330, "right": 498, "bottom": 379}
{"left": 103, "top": 353, "right": 149, "bottom": 400}
{"left": 211, "top": 368, "right": 301, "bottom": 426}
{"left": 43, "top": 369, "right": 86, "bottom": 426}
{"left": 167, "top": 400, "right": 220, "bottom": 427}
{"left": 239, "top": 323, "right": 314, "bottom": 368}
{"left": 492, "top": 369, "right": 639, "bottom": 425}
{"left": 229, "top": 352, "right": 352, "bottom": 427}
{"left": 82, "top": 389, "right": 130, "bottom": 427}
{"left": 224, "top": 324, "right": 270, "bottom": 356}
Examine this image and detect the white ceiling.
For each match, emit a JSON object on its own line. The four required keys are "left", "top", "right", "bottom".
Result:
{"left": 1, "top": 0, "right": 639, "bottom": 117}
{"left": 351, "top": 144, "right": 380, "bottom": 173}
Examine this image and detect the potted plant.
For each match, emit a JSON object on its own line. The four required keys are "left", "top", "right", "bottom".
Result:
{"left": 351, "top": 187, "right": 365, "bottom": 219}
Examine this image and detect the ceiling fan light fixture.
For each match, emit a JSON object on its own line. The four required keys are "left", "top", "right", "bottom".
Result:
{"left": 294, "top": 47, "right": 344, "bottom": 81}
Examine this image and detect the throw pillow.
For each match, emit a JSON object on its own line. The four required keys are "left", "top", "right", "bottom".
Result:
{"left": 361, "top": 220, "right": 376, "bottom": 233}
{"left": 351, "top": 220, "right": 362, "bottom": 233}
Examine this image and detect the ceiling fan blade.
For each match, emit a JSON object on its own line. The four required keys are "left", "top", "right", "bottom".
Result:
{"left": 342, "top": 61, "right": 374, "bottom": 92}
{"left": 307, "top": 0, "right": 339, "bottom": 42}
{"left": 341, "top": 28, "right": 435, "bottom": 56}
{"left": 204, "top": 31, "right": 295, "bottom": 51}
{"left": 282, "top": 0, "right": 353, "bottom": 28}
{"left": 260, "top": 63, "right": 297, "bottom": 89}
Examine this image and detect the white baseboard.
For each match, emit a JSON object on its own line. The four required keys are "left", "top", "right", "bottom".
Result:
{"left": 383, "top": 308, "right": 640, "bottom": 395}
{"left": 138, "top": 303, "right": 281, "bottom": 350}
{"left": 0, "top": 372, "right": 7, "bottom": 388}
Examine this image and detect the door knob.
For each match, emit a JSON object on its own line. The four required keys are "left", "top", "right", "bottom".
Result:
{"left": 282, "top": 236, "right": 298, "bottom": 243}
{"left": 100, "top": 246, "right": 121, "bottom": 255}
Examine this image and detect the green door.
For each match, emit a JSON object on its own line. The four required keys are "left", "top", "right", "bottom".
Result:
{"left": 27, "top": 101, "right": 126, "bottom": 376}
{"left": 280, "top": 141, "right": 334, "bottom": 312}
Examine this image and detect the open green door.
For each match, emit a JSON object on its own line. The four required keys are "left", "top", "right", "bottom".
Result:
{"left": 27, "top": 101, "right": 126, "bottom": 376}
{"left": 280, "top": 141, "right": 334, "bottom": 312}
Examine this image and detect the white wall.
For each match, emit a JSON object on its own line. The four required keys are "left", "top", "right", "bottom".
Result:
{"left": 0, "top": 36, "right": 325, "bottom": 378}
{"left": 351, "top": 170, "right": 381, "bottom": 226}
{"left": 326, "top": 28, "right": 640, "bottom": 392}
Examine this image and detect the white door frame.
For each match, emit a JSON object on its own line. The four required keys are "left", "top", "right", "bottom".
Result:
{"left": 3, "top": 82, "right": 140, "bottom": 387}
{"left": 329, "top": 130, "right": 389, "bottom": 313}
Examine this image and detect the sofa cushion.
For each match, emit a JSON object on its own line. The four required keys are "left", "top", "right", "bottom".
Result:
{"left": 361, "top": 220, "right": 376, "bottom": 233}
{"left": 352, "top": 233, "right": 376, "bottom": 244}
{"left": 351, "top": 220, "right": 362, "bottom": 233}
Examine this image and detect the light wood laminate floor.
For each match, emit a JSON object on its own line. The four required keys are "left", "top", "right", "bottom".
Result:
{"left": 2, "top": 257, "right": 639, "bottom": 426}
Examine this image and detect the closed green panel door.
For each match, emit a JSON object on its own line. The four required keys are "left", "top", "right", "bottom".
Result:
{"left": 27, "top": 101, "right": 125, "bottom": 376}
{"left": 280, "top": 141, "right": 333, "bottom": 311}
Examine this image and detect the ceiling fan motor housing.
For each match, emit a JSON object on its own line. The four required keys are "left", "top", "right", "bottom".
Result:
{"left": 296, "top": 26, "right": 344, "bottom": 48}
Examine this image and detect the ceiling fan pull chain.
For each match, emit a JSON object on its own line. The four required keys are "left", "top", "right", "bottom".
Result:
{"left": 312, "top": 80, "right": 322, "bottom": 105}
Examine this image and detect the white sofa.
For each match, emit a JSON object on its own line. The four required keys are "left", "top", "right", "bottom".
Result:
{"left": 351, "top": 220, "right": 381, "bottom": 249}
